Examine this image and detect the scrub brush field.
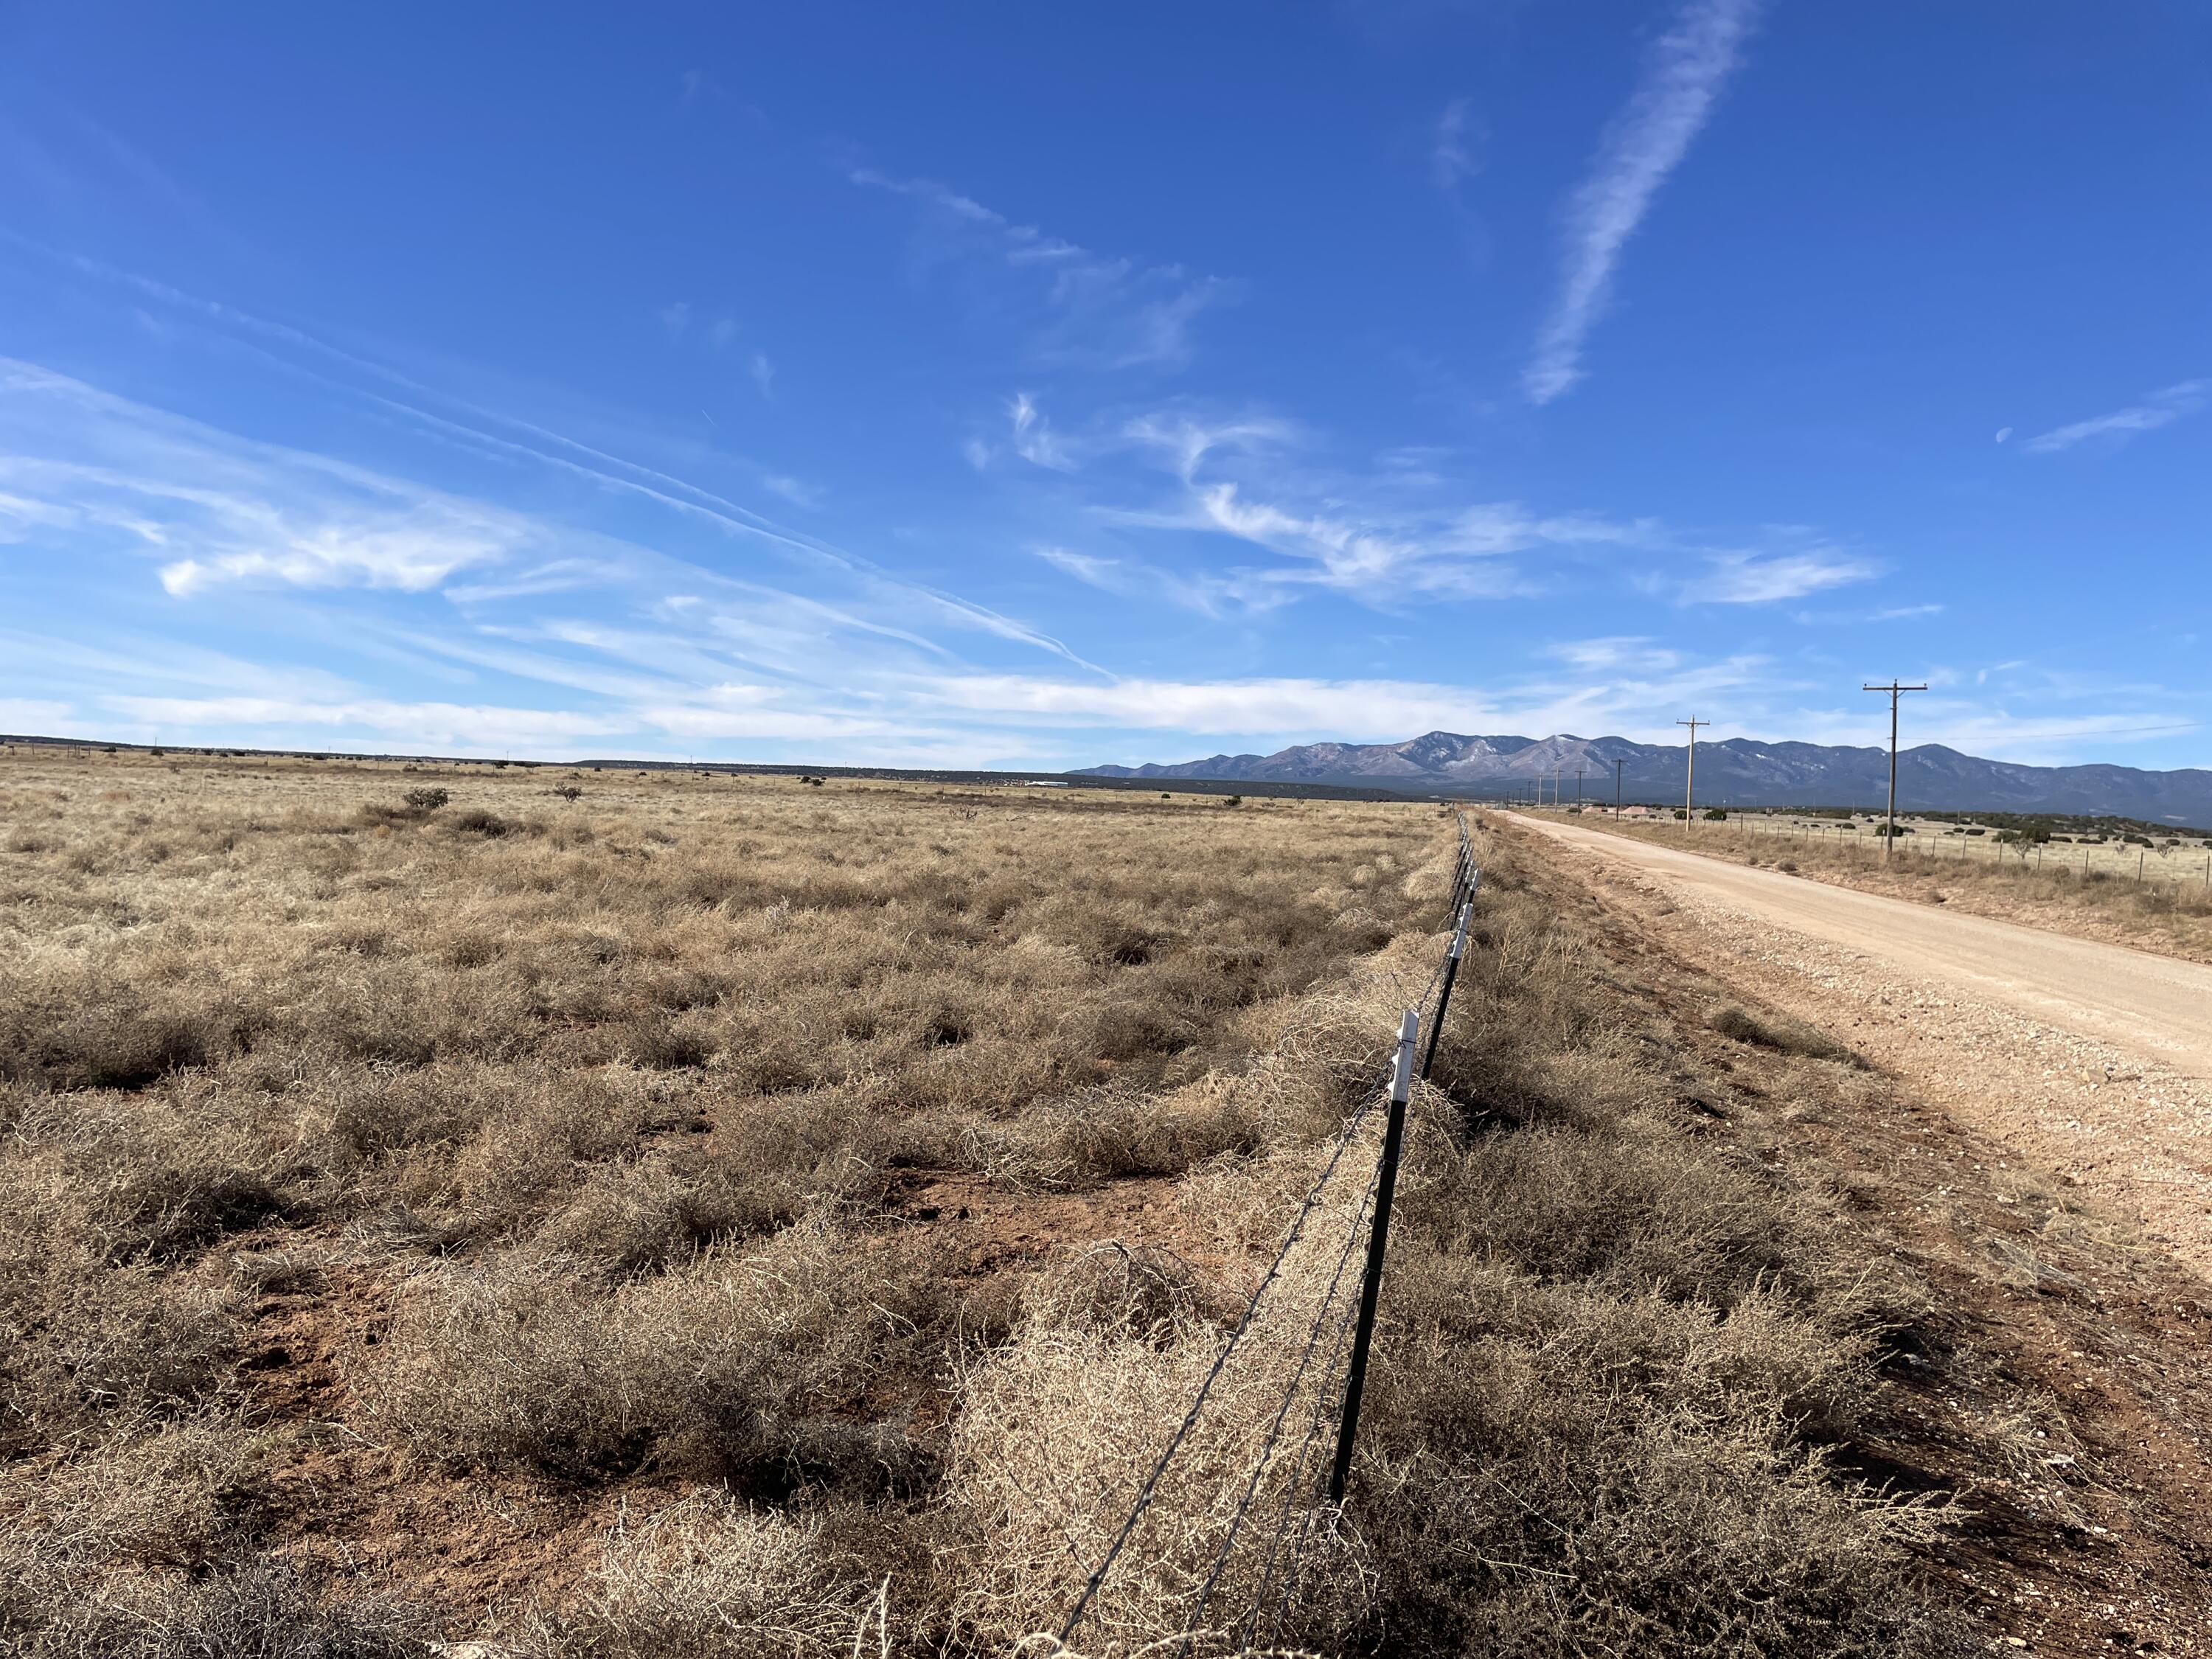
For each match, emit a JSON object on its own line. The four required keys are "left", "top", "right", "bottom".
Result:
{"left": 3, "top": 747, "right": 2115, "bottom": 1656}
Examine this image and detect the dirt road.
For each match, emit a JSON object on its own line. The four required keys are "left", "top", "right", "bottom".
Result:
{"left": 1518, "top": 811, "right": 2212, "bottom": 1273}
{"left": 1521, "top": 813, "right": 2212, "bottom": 1077}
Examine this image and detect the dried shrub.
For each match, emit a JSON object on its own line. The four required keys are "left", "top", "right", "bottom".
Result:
{"left": 1023, "top": 1081, "right": 1265, "bottom": 1186}
{"left": 1353, "top": 1257, "right": 1966, "bottom": 1658}
{"left": 0, "top": 1553, "right": 425, "bottom": 1659}
{"left": 940, "top": 1165, "right": 1375, "bottom": 1651}
{"left": 363, "top": 1222, "right": 949, "bottom": 1489}
{"left": 1, "top": 1263, "right": 243, "bottom": 1436}
{"left": 0, "top": 1410, "right": 271, "bottom": 1572}
{"left": 516, "top": 1500, "right": 879, "bottom": 1659}
{"left": 0, "top": 980, "right": 237, "bottom": 1092}
{"left": 619, "top": 1011, "right": 715, "bottom": 1071}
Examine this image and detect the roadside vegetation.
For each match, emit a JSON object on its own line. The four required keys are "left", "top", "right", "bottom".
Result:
{"left": 1, "top": 750, "right": 1981, "bottom": 1655}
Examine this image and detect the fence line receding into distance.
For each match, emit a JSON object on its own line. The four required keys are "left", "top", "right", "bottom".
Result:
{"left": 1044, "top": 813, "right": 1482, "bottom": 1656}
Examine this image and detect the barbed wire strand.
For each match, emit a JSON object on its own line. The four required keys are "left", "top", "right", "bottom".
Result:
{"left": 1054, "top": 1080, "right": 1388, "bottom": 1646}
{"left": 1237, "top": 1170, "right": 1373, "bottom": 1639}
{"left": 1251, "top": 1258, "right": 1368, "bottom": 1651}
{"left": 1258, "top": 1429, "right": 1347, "bottom": 1648}
{"left": 1408, "top": 820, "right": 1475, "bottom": 1018}
{"left": 1172, "top": 1152, "right": 1385, "bottom": 1656}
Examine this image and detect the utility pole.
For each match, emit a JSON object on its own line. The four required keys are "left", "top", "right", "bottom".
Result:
{"left": 1613, "top": 757, "right": 1625, "bottom": 815}
{"left": 1676, "top": 719, "right": 1706, "bottom": 834}
{"left": 1575, "top": 766, "right": 1585, "bottom": 810}
{"left": 1862, "top": 681, "right": 1927, "bottom": 862}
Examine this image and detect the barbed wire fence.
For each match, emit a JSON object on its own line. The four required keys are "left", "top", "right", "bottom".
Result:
{"left": 1037, "top": 812, "right": 1483, "bottom": 1658}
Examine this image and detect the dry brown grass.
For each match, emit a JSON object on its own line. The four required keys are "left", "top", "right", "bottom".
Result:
{"left": 0, "top": 750, "right": 1969, "bottom": 1655}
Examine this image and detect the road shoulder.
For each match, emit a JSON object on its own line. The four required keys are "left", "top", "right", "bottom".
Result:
{"left": 1517, "top": 817, "right": 2212, "bottom": 1653}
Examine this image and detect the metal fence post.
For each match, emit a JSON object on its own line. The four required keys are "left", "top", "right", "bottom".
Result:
{"left": 1422, "top": 895, "right": 1475, "bottom": 1079}
{"left": 1329, "top": 1009, "right": 1419, "bottom": 1503}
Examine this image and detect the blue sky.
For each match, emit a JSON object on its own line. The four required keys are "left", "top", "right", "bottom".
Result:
{"left": 1, "top": 1, "right": 2207, "bottom": 770}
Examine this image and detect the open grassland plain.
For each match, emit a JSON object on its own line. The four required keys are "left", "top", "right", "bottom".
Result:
{"left": 4, "top": 751, "right": 2208, "bottom": 1655}
{"left": 1535, "top": 808, "right": 2212, "bottom": 968}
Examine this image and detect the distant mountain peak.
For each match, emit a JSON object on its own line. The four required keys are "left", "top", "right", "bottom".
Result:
{"left": 1076, "top": 731, "right": 2212, "bottom": 821}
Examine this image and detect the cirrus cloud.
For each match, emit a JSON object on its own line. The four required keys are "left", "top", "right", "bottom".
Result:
{"left": 2018, "top": 380, "right": 2206, "bottom": 455}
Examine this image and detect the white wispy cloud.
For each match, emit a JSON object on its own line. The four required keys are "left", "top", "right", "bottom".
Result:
{"left": 1789, "top": 702, "right": 2199, "bottom": 765}
{"left": 0, "top": 627, "right": 368, "bottom": 704}
{"left": 1033, "top": 545, "right": 1119, "bottom": 586}
{"left": 0, "top": 253, "right": 1111, "bottom": 678}
{"left": 909, "top": 653, "right": 1778, "bottom": 750}
{"left": 1431, "top": 99, "right": 1480, "bottom": 189}
{"left": 1549, "top": 636, "right": 1682, "bottom": 672}
{"left": 1107, "top": 408, "right": 1658, "bottom": 600}
{"left": 914, "top": 672, "right": 1504, "bottom": 736}
{"left": 0, "top": 358, "right": 1130, "bottom": 768}
{"left": 852, "top": 167, "right": 1234, "bottom": 370}
{"left": 760, "top": 473, "right": 823, "bottom": 509}
{"left": 1523, "top": 0, "right": 1763, "bottom": 404}
{"left": 1682, "top": 546, "right": 1875, "bottom": 603}
{"left": 1122, "top": 411, "right": 1298, "bottom": 481}
{"left": 0, "top": 697, "right": 91, "bottom": 734}
{"left": 0, "top": 489, "right": 79, "bottom": 537}
{"left": 1021, "top": 399, "right": 1857, "bottom": 612}
{"left": 0, "top": 360, "right": 529, "bottom": 597}
{"left": 1029, "top": 544, "right": 1262, "bottom": 618}
{"left": 159, "top": 526, "right": 509, "bottom": 597}
{"left": 443, "top": 559, "right": 627, "bottom": 605}
{"left": 2018, "top": 380, "right": 2206, "bottom": 454}
{"left": 1008, "top": 392, "right": 1076, "bottom": 470}
{"left": 0, "top": 237, "right": 855, "bottom": 571}
{"left": 1185, "top": 484, "right": 1572, "bottom": 597}
{"left": 102, "top": 695, "right": 630, "bottom": 748}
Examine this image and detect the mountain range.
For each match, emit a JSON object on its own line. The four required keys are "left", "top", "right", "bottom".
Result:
{"left": 1079, "top": 732, "right": 2212, "bottom": 824}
